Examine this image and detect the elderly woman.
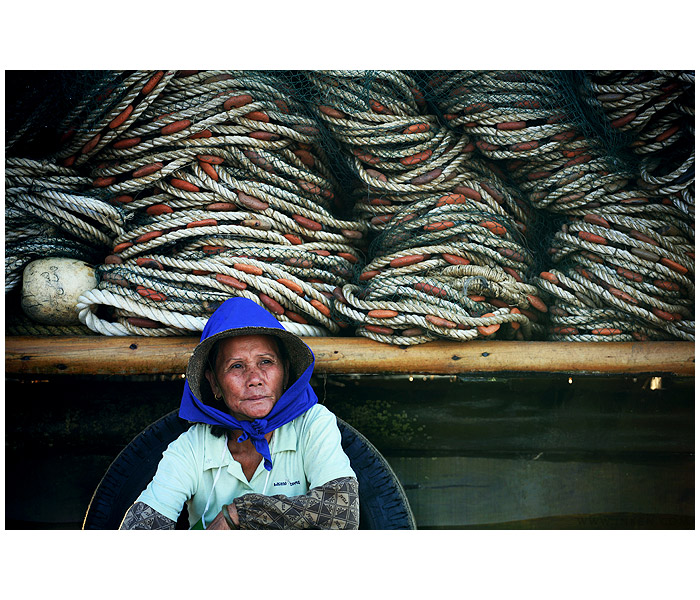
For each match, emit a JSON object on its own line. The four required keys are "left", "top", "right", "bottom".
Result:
{"left": 120, "top": 297, "right": 359, "bottom": 530}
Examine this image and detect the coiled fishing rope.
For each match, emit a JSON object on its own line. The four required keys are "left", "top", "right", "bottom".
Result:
{"left": 418, "top": 70, "right": 694, "bottom": 341}
{"left": 421, "top": 70, "right": 632, "bottom": 213}
{"left": 534, "top": 72, "right": 695, "bottom": 341}
{"left": 536, "top": 199, "right": 694, "bottom": 341}
{"left": 299, "top": 71, "right": 545, "bottom": 344}
{"left": 5, "top": 157, "right": 125, "bottom": 294}
{"left": 580, "top": 70, "right": 695, "bottom": 217}
{"left": 333, "top": 190, "right": 545, "bottom": 344}
{"left": 5, "top": 314, "right": 97, "bottom": 336}
{"left": 305, "top": 70, "right": 481, "bottom": 231}
{"left": 49, "top": 70, "right": 367, "bottom": 336}
{"left": 5, "top": 70, "right": 694, "bottom": 343}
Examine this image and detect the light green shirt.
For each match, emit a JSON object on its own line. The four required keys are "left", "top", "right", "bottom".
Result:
{"left": 137, "top": 404, "right": 355, "bottom": 528}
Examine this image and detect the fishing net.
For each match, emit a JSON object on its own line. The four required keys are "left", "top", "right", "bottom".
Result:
{"left": 5, "top": 69, "right": 695, "bottom": 342}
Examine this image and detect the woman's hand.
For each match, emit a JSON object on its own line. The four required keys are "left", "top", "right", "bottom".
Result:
{"left": 206, "top": 503, "right": 240, "bottom": 530}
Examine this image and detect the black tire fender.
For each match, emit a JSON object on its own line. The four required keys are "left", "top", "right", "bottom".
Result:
{"left": 82, "top": 410, "right": 416, "bottom": 530}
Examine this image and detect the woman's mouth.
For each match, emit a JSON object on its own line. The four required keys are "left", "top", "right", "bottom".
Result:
{"left": 244, "top": 395, "right": 270, "bottom": 402}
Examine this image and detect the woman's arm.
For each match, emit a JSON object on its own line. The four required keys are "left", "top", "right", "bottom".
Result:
{"left": 121, "top": 477, "right": 359, "bottom": 530}
{"left": 206, "top": 476, "right": 360, "bottom": 530}
{"left": 119, "top": 501, "right": 176, "bottom": 530}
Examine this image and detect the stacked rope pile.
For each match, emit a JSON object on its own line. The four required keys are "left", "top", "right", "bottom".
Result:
{"left": 419, "top": 70, "right": 694, "bottom": 341}
{"left": 534, "top": 72, "right": 695, "bottom": 341}
{"left": 5, "top": 157, "right": 125, "bottom": 294}
{"left": 534, "top": 191, "right": 694, "bottom": 341}
{"left": 5, "top": 70, "right": 693, "bottom": 343}
{"left": 580, "top": 70, "right": 695, "bottom": 219}
{"left": 48, "top": 70, "right": 367, "bottom": 336}
{"left": 299, "top": 71, "right": 545, "bottom": 344}
{"left": 538, "top": 214, "right": 694, "bottom": 342}
{"left": 420, "top": 70, "right": 635, "bottom": 215}
{"left": 4, "top": 314, "right": 100, "bottom": 336}
{"left": 333, "top": 191, "right": 546, "bottom": 345}
{"left": 304, "top": 70, "right": 483, "bottom": 234}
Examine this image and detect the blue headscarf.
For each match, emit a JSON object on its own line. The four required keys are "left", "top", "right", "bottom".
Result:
{"left": 179, "top": 297, "right": 318, "bottom": 470}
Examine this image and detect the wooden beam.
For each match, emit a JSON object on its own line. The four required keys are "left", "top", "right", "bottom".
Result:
{"left": 5, "top": 336, "right": 695, "bottom": 377}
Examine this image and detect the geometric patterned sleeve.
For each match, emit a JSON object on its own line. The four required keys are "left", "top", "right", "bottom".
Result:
{"left": 119, "top": 501, "right": 176, "bottom": 530}
{"left": 232, "top": 477, "right": 360, "bottom": 529}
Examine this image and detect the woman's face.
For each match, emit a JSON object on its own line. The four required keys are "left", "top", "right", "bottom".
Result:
{"left": 205, "top": 334, "right": 289, "bottom": 421}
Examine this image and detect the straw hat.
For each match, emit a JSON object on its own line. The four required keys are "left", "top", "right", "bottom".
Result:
{"left": 186, "top": 325, "right": 314, "bottom": 403}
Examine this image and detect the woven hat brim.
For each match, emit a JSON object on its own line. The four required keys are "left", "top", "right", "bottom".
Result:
{"left": 186, "top": 326, "right": 313, "bottom": 402}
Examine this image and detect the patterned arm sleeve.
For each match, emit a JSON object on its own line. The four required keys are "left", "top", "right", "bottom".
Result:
{"left": 232, "top": 477, "right": 359, "bottom": 530}
{"left": 119, "top": 501, "right": 177, "bottom": 530}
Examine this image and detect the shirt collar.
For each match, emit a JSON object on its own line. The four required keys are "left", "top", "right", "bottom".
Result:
{"left": 203, "top": 420, "right": 298, "bottom": 470}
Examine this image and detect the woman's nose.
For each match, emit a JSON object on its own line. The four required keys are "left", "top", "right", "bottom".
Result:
{"left": 247, "top": 367, "right": 264, "bottom": 386}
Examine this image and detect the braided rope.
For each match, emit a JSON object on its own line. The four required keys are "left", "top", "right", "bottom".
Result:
{"left": 30, "top": 70, "right": 370, "bottom": 335}
{"left": 6, "top": 70, "right": 694, "bottom": 344}
{"left": 90, "top": 237, "right": 354, "bottom": 333}
{"left": 414, "top": 70, "right": 693, "bottom": 342}
{"left": 305, "top": 71, "right": 481, "bottom": 200}
{"left": 78, "top": 288, "right": 204, "bottom": 334}
{"left": 639, "top": 150, "right": 694, "bottom": 189}
{"left": 583, "top": 70, "right": 693, "bottom": 136}
{"left": 110, "top": 250, "right": 341, "bottom": 319}
{"left": 333, "top": 281, "right": 533, "bottom": 345}
{"left": 55, "top": 71, "right": 177, "bottom": 166}
{"left": 419, "top": 70, "right": 695, "bottom": 227}
{"left": 5, "top": 315, "right": 98, "bottom": 336}
{"left": 299, "top": 71, "right": 552, "bottom": 344}
{"left": 10, "top": 193, "right": 118, "bottom": 247}
{"left": 354, "top": 163, "right": 532, "bottom": 237}
{"left": 536, "top": 215, "right": 695, "bottom": 340}
{"left": 5, "top": 158, "right": 125, "bottom": 294}
{"left": 77, "top": 288, "right": 328, "bottom": 337}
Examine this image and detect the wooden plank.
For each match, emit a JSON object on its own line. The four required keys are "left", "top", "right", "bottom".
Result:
{"left": 311, "top": 338, "right": 695, "bottom": 376}
{"left": 4, "top": 336, "right": 695, "bottom": 377}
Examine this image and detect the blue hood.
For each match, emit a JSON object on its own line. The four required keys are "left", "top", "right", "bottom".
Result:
{"left": 179, "top": 297, "right": 318, "bottom": 470}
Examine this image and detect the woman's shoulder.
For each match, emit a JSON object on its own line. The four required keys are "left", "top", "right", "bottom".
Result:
{"left": 179, "top": 421, "right": 211, "bottom": 437}
{"left": 300, "top": 402, "right": 334, "bottom": 420}
{"left": 292, "top": 403, "right": 338, "bottom": 433}
{"left": 169, "top": 422, "right": 216, "bottom": 451}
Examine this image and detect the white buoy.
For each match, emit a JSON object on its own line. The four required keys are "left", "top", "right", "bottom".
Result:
{"left": 21, "top": 258, "right": 97, "bottom": 325}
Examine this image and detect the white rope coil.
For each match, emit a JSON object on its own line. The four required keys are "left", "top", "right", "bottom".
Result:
{"left": 77, "top": 288, "right": 329, "bottom": 337}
